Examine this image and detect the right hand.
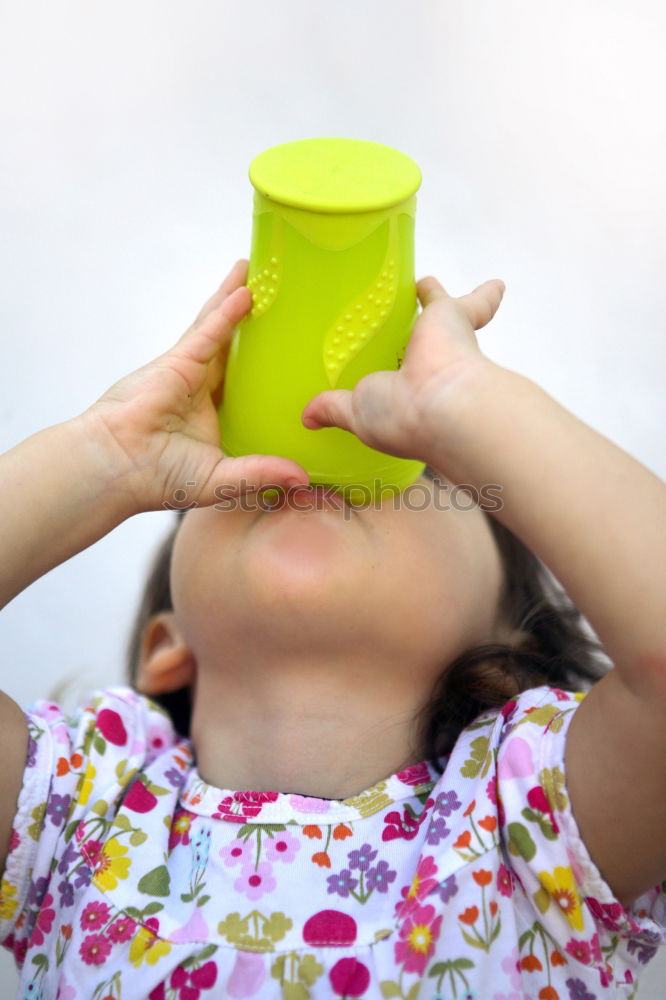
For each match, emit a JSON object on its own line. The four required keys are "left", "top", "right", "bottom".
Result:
{"left": 79, "top": 259, "right": 310, "bottom": 513}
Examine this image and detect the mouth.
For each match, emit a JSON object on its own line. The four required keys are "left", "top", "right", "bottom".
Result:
{"left": 261, "top": 484, "right": 351, "bottom": 513}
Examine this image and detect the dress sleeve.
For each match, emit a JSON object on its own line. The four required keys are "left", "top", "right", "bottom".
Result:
{"left": 496, "top": 685, "right": 666, "bottom": 988}
{"left": 0, "top": 686, "right": 176, "bottom": 961}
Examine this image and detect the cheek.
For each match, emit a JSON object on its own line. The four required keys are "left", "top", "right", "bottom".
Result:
{"left": 170, "top": 514, "right": 218, "bottom": 624}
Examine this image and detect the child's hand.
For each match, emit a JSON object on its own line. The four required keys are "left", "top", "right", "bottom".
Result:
{"left": 301, "top": 275, "right": 506, "bottom": 466}
{"left": 81, "top": 260, "right": 309, "bottom": 512}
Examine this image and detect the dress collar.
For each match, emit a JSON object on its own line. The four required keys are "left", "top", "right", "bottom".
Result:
{"left": 179, "top": 757, "right": 442, "bottom": 825}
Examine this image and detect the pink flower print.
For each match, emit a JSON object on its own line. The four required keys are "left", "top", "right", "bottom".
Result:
{"left": 96, "top": 708, "right": 128, "bottom": 746}
{"left": 599, "top": 963, "right": 615, "bottom": 987}
{"left": 396, "top": 855, "right": 439, "bottom": 917}
{"left": 146, "top": 723, "right": 169, "bottom": 755}
{"left": 526, "top": 784, "right": 559, "bottom": 834}
{"left": 220, "top": 838, "right": 254, "bottom": 868}
{"left": 394, "top": 902, "right": 442, "bottom": 976}
{"left": 585, "top": 896, "right": 635, "bottom": 934}
{"left": 79, "top": 932, "right": 112, "bottom": 966}
{"left": 497, "top": 862, "right": 514, "bottom": 897}
{"left": 108, "top": 915, "right": 137, "bottom": 942}
{"left": 329, "top": 957, "right": 371, "bottom": 997}
{"left": 234, "top": 861, "right": 277, "bottom": 900}
{"left": 158, "top": 961, "right": 218, "bottom": 998}
{"left": 265, "top": 829, "right": 300, "bottom": 864}
{"left": 500, "top": 946, "right": 522, "bottom": 989}
{"left": 551, "top": 688, "right": 572, "bottom": 701}
{"left": 80, "top": 900, "right": 112, "bottom": 932}
{"left": 56, "top": 976, "right": 77, "bottom": 1000}
{"left": 168, "top": 808, "right": 194, "bottom": 851}
{"left": 9, "top": 828, "right": 19, "bottom": 852}
{"left": 485, "top": 775, "right": 498, "bottom": 805}
{"left": 213, "top": 791, "right": 279, "bottom": 823}
{"left": 589, "top": 932, "right": 602, "bottom": 964}
{"left": 288, "top": 793, "right": 332, "bottom": 814}
{"left": 382, "top": 805, "right": 422, "bottom": 841}
{"left": 226, "top": 950, "right": 266, "bottom": 997}
{"left": 81, "top": 838, "right": 104, "bottom": 868}
{"left": 29, "top": 892, "right": 55, "bottom": 947}
{"left": 501, "top": 699, "right": 517, "bottom": 721}
{"left": 397, "top": 761, "right": 431, "bottom": 786}
{"left": 565, "top": 938, "right": 591, "bottom": 964}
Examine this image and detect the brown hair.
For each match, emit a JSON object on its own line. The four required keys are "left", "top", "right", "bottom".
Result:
{"left": 126, "top": 472, "right": 609, "bottom": 770}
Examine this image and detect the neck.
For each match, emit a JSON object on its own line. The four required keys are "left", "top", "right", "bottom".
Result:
{"left": 189, "top": 648, "right": 428, "bottom": 800}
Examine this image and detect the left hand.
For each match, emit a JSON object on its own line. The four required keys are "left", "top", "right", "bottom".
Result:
{"left": 301, "top": 275, "right": 506, "bottom": 463}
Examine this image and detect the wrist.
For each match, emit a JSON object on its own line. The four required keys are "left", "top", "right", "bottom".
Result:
{"left": 421, "top": 360, "right": 530, "bottom": 485}
{"left": 65, "top": 412, "right": 145, "bottom": 521}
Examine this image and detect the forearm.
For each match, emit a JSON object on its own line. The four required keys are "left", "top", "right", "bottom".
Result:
{"left": 0, "top": 417, "right": 136, "bottom": 611}
{"left": 429, "top": 363, "right": 666, "bottom": 685}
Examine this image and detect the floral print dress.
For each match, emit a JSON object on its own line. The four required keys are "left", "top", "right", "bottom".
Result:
{"left": 0, "top": 684, "right": 663, "bottom": 1000}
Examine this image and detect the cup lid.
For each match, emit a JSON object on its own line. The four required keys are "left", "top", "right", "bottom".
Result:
{"left": 248, "top": 138, "right": 422, "bottom": 214}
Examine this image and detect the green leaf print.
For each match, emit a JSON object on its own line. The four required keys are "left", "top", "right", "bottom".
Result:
{"left": 148, "top": 783, "right": 171, "bottom": 797}
{"left": 218, "top": 910, "right": 293, "bottom": 952}
{"left": 538, "top": 765, "right": 568, "bottom": 811}
{"left": 143, "top": 902, "right": 164, "bottom": 916}
{"left": 515, "top": 705, "right": 560, "bottom": 728}
{"left": 27, "top": 802, "right": 47, "bottom": 841}
{"left": 297, "top": 954, "right": 323, "bottom": 987}
{"left": 405, "top": 985, "right": 421, "bottom": 1000}
{"left": 270, "top": 952, "right": 324, "bottom": 998}
{"left": 521, "top": 806, "right": 558, "bottom": 839}
{"left": 137, "top": 864, "right": 171, "bottom": 896}
{"left": 533, "top": 886, "right": 551, "bottom": 914}
{"left": 265, "top": 911, "right": 292, "bottom": 943}
{"left": 93, "top": 734, "right": 107, "bottom": 756}
{"left": 379, "top": 983, "right": 402, "bottom": 998}
{"left": 507, "top": 821, "right": 536, "bottom": 861}
{"left": 459, "top": 927, "right": 490, "bottom": 951}
{"left": 64, "top": 818, "right": 78, "bottom": 843}
{"left": 428, "top": 957, "right": 475, "bottom": 998}
{"left": 460, "top": 736, "right": 490, "bottom": 779}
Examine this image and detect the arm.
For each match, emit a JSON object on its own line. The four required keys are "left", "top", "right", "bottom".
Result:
{"left": 428, "top": 361, "right": 666, "bottom": 906}
{"left": 0, "top": 260, "right": 309, "bottom": 879}
{"left": 0, "top": 418, "right": 136, "bottom": 611}
{"left": 302, "top": 273, "right": 665, "bottom": 907}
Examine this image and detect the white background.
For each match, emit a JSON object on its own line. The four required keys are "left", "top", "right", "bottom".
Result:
{"left": 0, "top": 1, "right": 664, "bottom": 995}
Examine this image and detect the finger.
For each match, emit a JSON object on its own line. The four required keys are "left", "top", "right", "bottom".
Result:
{"left": 193, "top": 259, "right": 250, "bottom": 325}
{"left": 200, "top": 453, "right": 310, "bottom": 505}
{"left": 301, "top": 389, "right": 354, "bottom": 433}
{"left": 456, "top": 279, "right": 506, "bottom": 330}
{"left": 173, "top": 285, "right": 252, "bottom": 367}
{"left": 416, "top": 275, "right": 451, "bottom": 306}
{"left": 417, "top": 275, "right": 506, "bottom": 331}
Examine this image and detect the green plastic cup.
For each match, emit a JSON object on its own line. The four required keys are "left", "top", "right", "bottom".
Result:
{"left": 218, "top": 137, "right": 426, "bottom": 505}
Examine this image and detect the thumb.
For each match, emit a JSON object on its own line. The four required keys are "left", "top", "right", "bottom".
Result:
{"left": 301, "top": 389, "right": 354, "bottom": 432}
{"left": 455, "top": 279, "right": 506, "bottom": 331}
{"left": 417, "top": 275, "right": 506, "bottom": 331}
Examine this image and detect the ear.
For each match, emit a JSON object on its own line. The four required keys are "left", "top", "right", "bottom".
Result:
{"left": 135, "top": 611, "right": 196, "bottom": 696}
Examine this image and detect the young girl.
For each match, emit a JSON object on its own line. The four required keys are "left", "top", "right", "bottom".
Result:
{"left": 0, "top": 259, "right": 663, "bottom": 999}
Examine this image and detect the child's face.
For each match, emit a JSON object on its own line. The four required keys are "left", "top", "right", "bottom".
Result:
{"left": 168, "top": 473, "right": 508, "bottom": 679}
